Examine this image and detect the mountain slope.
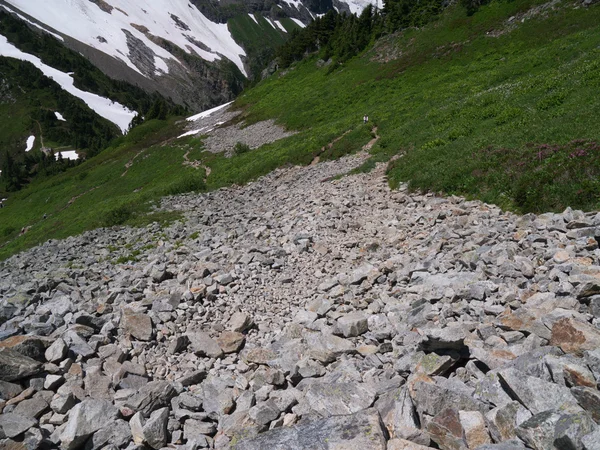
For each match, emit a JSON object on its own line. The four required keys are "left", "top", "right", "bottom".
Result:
{"left": 2, "top": 0, "right": 600, "bottom": 259}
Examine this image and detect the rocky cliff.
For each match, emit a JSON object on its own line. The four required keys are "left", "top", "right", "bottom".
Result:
{"left": 1, "top": 151, "right": 600, "bottom": 449}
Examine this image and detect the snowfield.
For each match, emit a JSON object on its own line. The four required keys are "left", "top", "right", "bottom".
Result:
{"left": 55, "top": 150, "right": 79, "bottom": 161}
{"left": 25, "top": 135, "right": 35, "bottom": 152}
{"left": 186, "top": 102, "right": 233, "bottom": 122}
{"left": 4, "top": 0, "right": 247, "bottom": 77}
{"left": 0, "top": 35, "right": 137, "bottom": 133}
{"left": 55, "top": 112, "right": 66, "bottom": 122}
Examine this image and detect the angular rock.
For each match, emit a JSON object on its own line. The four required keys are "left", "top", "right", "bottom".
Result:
{"left": 124, "top": 381, "right": 178, "bottom": 416}
{"left": 187, "top": 331, "right": 223, "bottom": 358}
{"left": 121, "top": 313, "right": 153, "bottom": 341}
{"left": 485, "top": 401, "right": 532, "bottom": 442}
{"left": 418, "top": 327, "right": 468, "bottom": 352}
{"left": 375, "top": 386, "right": 428, "bottom": 445}
{"left": 427, "top": 408, "right": 467, "bottom": 450}
{"left": 45, "top": 338, "right": 68, "bottom": 363}
{"left": 337, "top": 312, "right": 368, "bottom": 337}
{"left": 498, "top": 368, "right": 581, "bottom": 414}
{"left": 131, "top": 407, "right": 169, "bottom": 450}
{"left": 60, "top": 399, "right": 118, "bottom": 450}
{"left": 582, "top": 428, "right": 600, "bottom": 450}
{"left": 550, "top": 317, "right": 600, "bottom": 355}
{"left": 229, "top": 312, "right": 254, "bottom": 333}
{"left": 217, "top": 331, "right": 246, "bottom": 354}
{"left": 230, "top": 408, "right": 387, "bottom": 450}
{"left": 0, "top": 348, "right": 42, "bottom": 381}
{"left": 304, "top": 382, "right": 376, "bottom": 418}
{"left": 0, "top": 335, "right": 51, "bottom": 361}
{"left": 459, "top": 410, "right": 491, "bottom": 448}
{"left": 0, "top": 412, "right": 37, "bottom": 438}
{"left": 177, "top": 369, "right": 207, "bottom": 387}
{"left": 571, "top": 386, "right": 600, "bottom": 422}
{"left": 553, "top": 411, "right": 596, "bottom": 450}
{"left": 0, "top": 380, "right": 24, "bottom": 400}
{"left": 248, "top": 401, "right": 280, "bottom": 426}
{"left": 13, "top": 397, "right": 49, "bottom": 419}
{"left": 387, "top": 439, "right": 436, "bottom": 450}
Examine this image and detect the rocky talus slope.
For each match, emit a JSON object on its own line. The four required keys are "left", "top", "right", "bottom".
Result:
{"left": 2, "top": 154, "right": 600, "bottom": 449}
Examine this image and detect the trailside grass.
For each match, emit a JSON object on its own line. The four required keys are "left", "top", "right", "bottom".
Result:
{"left": 0, "top": 118, "right": 198, "bottom": 259}
{"left": 237, "top": 0, "right": 600, "bottom": 212}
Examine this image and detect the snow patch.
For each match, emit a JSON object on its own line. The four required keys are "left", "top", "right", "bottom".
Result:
{"left": 55, "top": 150, "right": 79, "bottom": 160}
{"left": 264, "top": 17, "right": 277, "bottom": 29}
{"left": 186, "top": 101, "right": 232, "bottom": 122}
{"left": 25, "top": 135, "right": 35, "bottom": 152}
{"left": 1, "top": 4, "right": 65, "bottom": 41}
{"left": 281, "top": 0, "right": 302, "bottom": 9}
{"left": 55, "top": 112, "right": 66, "bottom": 121}
{"left": 5, "top": 0, "right": 247, "bottom": 77}
{"left": 248, "top": 13, "right": 258, "bottom": 25}
{"left": 0, "top": 34, "right": 137, "bottom": 133}
{"left": 291, "top": 18, "right": 306, "bottom": 28}
{"left": 342, "top": 0, "right": 376, "bottom": 14}
{"left": 274, "top": 21, "right": 287, "bottom": 33}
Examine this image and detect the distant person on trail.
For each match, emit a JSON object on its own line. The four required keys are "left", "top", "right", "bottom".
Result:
{"left": 363, "top": 115, "right": 369, "bottom": 124}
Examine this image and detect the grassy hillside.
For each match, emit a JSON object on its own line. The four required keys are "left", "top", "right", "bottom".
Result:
{"left": 1, "top": 0, "right": 600, "bottom": 259}
{"left": 238, "top": 0, "right": 600, "bottom": 212}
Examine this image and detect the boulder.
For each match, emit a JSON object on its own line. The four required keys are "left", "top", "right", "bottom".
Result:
{"left": 60, "top": 399, "right": 118, "bottom": 450}
{"left": 230, "top": 408, "right": 387, "bottom": 449}
{"left": 0, "top": 348, "right": 42, "bottom": 381}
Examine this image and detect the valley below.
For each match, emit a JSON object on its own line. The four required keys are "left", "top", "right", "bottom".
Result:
{"left": 2, "top": 151, "right": 600, "bottom": 449}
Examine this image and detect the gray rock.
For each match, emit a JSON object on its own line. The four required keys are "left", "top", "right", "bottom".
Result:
{"left": 0, "top": 348, "right": 42, "bottom": 381}
{"left": 582, "top": 428, "right": 600, "bottom": 450}
{"left": 60, "top": 399, "right": 118, "bottom": 450}
{"left": 0, "top": 379, "right": 24, "bottom": 400}
{"left": 121, "top": 313, "right": 153, "bottom": 341}
{"left": 553, "top": 411, "right": 596, "bottom": 450}
{"left": 485, "top": 401, "right": 532, "bottom": 442}
{"left": 419, "top": 326, "right": 467, "bottom": 352}
{"left": 183, "top": 418, "right": 217, "bottom": 439}
{"left": 177, "top": 369, "right": 207, "bottom": 387}
{"left": 13, "top": 397, "right": 49, "bottom": 419}
{"left": 0, "top": 412, "right": 37, "bottom": 438}
{"left": 229, "top": 312, "right": 254, "bottom": 332}
{"left": 571, "top": 386, "right": 600, "bottom": 422}
{"left": 498, "top": 368, "right": 581, "bottom": 414}
{"left": 411, "top": 378, "right": 488, "bottom": 418}
{"left": 0, "top": 335, "right": 51, "bottom": 361}
{"left": 303, "top": 382, "right": 376, "bottom": 418}
{"left": 337, "top": 312, "right": 368, "bottom": 337}
{"left": 230, "top": 408, "right": 387, "bottom": 449}
{"left": 124, "top": 381, "right": 178, "bottom": 416}
{"left": 187, "top": 331, "right": 224, "bottom": 358}
{"left": 427, "top": 408, "right": 468, "bottom": 450}
{"left": 137, "top": 407, "right": 169, "bottom": 449}
{"left": 217, "top": 331, "right": 246, "bottom": 353}
{"left": 248, "top": 401, "right": 280, "bottom": 426}
{"left": 475, "top": 441, "right": 527, "bottom": 450}
{"left": 83, "top": 418, "right": 131, "bottom": 450}
{"left": 375, "top": 386, "right": 427, "bottom": 444}
{"left": 51, "top": 393, "right": 78, "bottom": 414}
{"left": 202, "top": 379, "right": 235, "bottom": 415}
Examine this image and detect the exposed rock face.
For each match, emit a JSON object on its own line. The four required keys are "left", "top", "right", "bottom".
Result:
{"left": 1, "top": 154, "right": 600, "bottom": 448}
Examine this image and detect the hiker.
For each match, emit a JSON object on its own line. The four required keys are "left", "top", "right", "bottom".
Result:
{"left": 363, "top": 115, "right": 369, "bottom": 124}
{"left": 43, "top": 213, "right": 47, "bottom": 219}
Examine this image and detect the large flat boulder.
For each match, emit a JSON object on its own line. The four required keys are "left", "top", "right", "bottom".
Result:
{"left": 230, "top": 408, "right": 387, "bottom": 450}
